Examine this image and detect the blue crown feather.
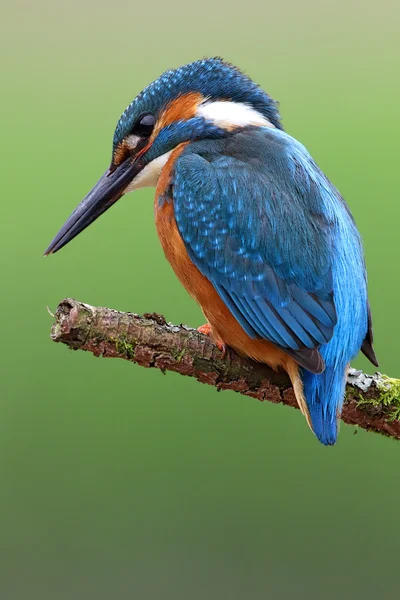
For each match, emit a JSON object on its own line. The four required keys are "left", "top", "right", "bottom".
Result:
{"left": 113, "top": 58, "right": 282, "bottom": 152}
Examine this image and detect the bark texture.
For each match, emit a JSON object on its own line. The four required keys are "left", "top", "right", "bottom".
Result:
{"left": 50, "top": 298, "right": 400, "bottom": 440}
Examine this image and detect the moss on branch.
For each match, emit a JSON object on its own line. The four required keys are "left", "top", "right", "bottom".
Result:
{"left": 50, "top": 298, "right": 400, "bottom": 441}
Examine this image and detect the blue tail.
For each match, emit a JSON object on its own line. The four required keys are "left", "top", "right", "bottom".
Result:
{"left": 302, "top": 364, "right": 347, "bottom": 446}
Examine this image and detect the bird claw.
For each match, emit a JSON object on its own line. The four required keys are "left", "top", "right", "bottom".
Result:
{"left": 216, "top": 341, "right": 227, "bottom": 358}
{"left": 197, "top": 323, "right": 227, "bottom": 357}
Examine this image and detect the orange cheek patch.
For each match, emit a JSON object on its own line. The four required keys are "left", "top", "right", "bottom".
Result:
{"left": 156, "top": 92, "right": 204, "bottom": 133}
{"left": 113, "top": 140, "right": 131, "bottom": 167}
{"left": 113, "top": 93, "right": 203, "bottom": 168}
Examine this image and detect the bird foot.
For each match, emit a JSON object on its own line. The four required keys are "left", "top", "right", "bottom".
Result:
{"left": 198, "top": 323, "right": 212, "bottom": 336}
{"left": 197, "top": 323, "right": 227, "bottom": 358}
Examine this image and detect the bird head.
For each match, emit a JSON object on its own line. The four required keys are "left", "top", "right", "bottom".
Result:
{"left": 45, "top": 57, "right": 281, "bottom": 255}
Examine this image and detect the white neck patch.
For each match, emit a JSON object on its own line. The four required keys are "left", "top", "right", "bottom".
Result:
{"left": 124, "top": 101, "right": 273, "bottom": 193}
{"left": 197, "top": 100, "right": 274, "bottom": 130}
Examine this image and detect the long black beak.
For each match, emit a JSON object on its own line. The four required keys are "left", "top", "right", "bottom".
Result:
{"left": 44, "top": 156, "right": 144, "bottom": 255}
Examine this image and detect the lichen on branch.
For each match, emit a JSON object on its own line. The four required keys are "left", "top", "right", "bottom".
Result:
{"left": 50, "top": 298, "right": 400, "bottom": 441}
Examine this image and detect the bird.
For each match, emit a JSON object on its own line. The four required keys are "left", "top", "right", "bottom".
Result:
{"left": 45, "top": 57, "right": 378, "bottom": 445}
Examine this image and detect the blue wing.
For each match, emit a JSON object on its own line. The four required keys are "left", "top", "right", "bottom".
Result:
{"left": 171, "top": 128, "right": 339, "bottom": 373}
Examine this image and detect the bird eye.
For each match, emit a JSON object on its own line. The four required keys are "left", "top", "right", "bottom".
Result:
{"left": 135, "top": 113, "right": 156, "bottom": 137}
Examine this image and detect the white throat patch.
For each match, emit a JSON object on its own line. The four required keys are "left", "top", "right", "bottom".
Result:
{"left": 124, "top": 151, "right": 173, "bottom": 192}
{"left": 196, "top": 100, "right": 274, "bottom": 130}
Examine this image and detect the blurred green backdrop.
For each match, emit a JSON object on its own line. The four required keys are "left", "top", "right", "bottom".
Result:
{"left": 1, "top": 1, "right": 399, "bottom": 598}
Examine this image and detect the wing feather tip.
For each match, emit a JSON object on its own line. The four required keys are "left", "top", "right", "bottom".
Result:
{"left": 361, "top": 339, "right": 379, "bottom": 368}
{"left": 291, "top": 348, "right": 325, "bottom": 374}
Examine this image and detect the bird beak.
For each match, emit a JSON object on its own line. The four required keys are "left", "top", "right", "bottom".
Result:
{"left": 44, "top": 155, "right": 145, "bottom": 255}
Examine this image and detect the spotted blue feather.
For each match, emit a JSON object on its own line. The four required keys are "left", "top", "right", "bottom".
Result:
{"left": 168, "top": 127, "right": 374, "bottom": 443}
{"left": 171, "top": 128, "right": 342, "bottom": 369}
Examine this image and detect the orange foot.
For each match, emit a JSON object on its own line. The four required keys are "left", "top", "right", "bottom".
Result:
{"left": 197, "top": 323, "right": 227, "bottom": 357}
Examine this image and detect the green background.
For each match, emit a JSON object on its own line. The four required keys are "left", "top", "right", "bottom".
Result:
{"left": 1, "top": 1, "right": 399, "bottom": 598}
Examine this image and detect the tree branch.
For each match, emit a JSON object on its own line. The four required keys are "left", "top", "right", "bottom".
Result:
{"left": 50, "top": 298, "right": 400, "bottom": 440}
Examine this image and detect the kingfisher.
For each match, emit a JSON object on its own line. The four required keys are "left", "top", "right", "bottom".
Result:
{"left": 45, "top": 58, "right": 378, "bottom": 445}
